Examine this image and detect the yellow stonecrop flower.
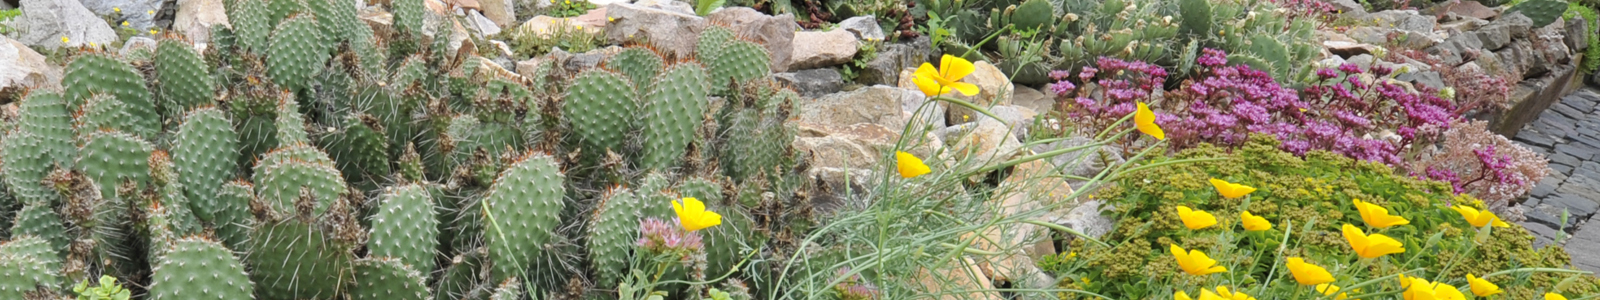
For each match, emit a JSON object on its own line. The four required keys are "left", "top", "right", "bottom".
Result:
{"left": 61, "top": 36, "right": 69, "bottom": 44}
{"left": 1286, "top": 257, "right": 1334, "bottom": 286}
{"left": 1546, "top": 293, "right": 1569, "bottom": 300}
{"left": 895, "top": 151, "right": 931, "bottom": 178}
{"left": 1466, "top": 274, "right": 1502, "bottom": 297}
{"left": 1316, "top": 284, "right": 1351, "bottom": 300}
{"left": 1169, "top": 244, "right": 1225, "bottom": 276}
{"left": 1209, "top": 178, "right": 1256, "bottom": 199}
{"left": 1353, "top": 198, "right": 1410, "bottom": 228}
{"left": 113, "top": 7, "right": 121, "bottom": 12}
{"left": 147, "top": 9, "right": 155, "bottom": 15}
{"left": 1342, "top": 224, "right": 1405, "bottom": 259}
{"left": 911, "top": 54, "right": 980, "bottom": 97}
{"left": 671, "top": 197, "right": 721, "bottom": 232}
{"left": 1175, "top": 206, "right": 1217, "bottom": 230}
{"left": 1135, "top": 102, "right": 1165, "bottom": 140}
{"left": 1240, "top": 211, "right": 1271, "bottom": 231}
{"left": 1451, "top": 205, "right": 1510, "bottom": 228}
{"left": 122, "top": 21, "right": 130, "bottom": 27}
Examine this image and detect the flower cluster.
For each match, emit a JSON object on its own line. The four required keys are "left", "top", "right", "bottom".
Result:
{"left": 637, "top": 217, "right": 705, "bottom": 255}
{"left": 1415, "top": 120, "right": 1550, "bottom": 210}
{"left": 833, "top": 268, "right": 880, "bottom": 300}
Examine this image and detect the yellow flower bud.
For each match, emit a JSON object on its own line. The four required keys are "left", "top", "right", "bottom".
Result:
{"left": 113, "top": 7, "right": 121, "bottom": 12}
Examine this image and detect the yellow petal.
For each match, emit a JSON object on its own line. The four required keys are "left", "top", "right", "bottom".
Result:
{"left": 1176, "top": 206, "right": 1217, "bottom": 230}
{"left": 896, "top": 151, "right": 932, "bottom": 178}
{"left": 948, "top": 82, "right": 980, "bottom": 96}
{"left": 1287, "top": 257, "right": 1335, "bottom": 286}
{"left": 1354, "top": 199, "right": 1409, "bottom": 228}
{"left": 689, "top": 210, "right": 722, "bottom": 231}
{"left": 1360, "top": 232, "right": 1406, "bottom": 258}
{"left": 912, "top": 74, "right": 944, "bottom": 97}
{"left": 1547, "top": 293, "right": 1569, "bottom": 300}
{"left": 1240, "top": 211, "right": 1271, "bottom": 231}
{"left": 939, "top": 54, "right": 976, "bottom": 81}
{"left": 1197, "top": 290, "right": 1223, "bottom": 300}
{"left": 1136, "top": 102, "right": 1165, "bottom": 140}
{"left": 1467, "top": 274, "right": 1503, "bottom": 297}
{"left": 1175, "top": 291, "right": 1193, "bottom": 300}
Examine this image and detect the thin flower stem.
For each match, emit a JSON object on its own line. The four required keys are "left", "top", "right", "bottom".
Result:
{"left": 1481, "top": 267, "right": 1593, "bottom": 278}
{"left": 1023, "top": 219, "right": 1108, "bottom": 247}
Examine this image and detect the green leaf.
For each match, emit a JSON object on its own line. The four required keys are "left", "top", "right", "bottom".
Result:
{"left": 695, "top": 0, "right": 725, "bottom": 16}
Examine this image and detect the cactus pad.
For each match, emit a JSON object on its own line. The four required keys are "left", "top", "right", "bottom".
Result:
{"left": 482, "top": 152, "right": 565, "bottom": 282}
{"left": 62, "top": 54, "right": 158, "bottom": 138}
{"left": 172, "top": 107, "right": 240, "bottom": 223}
{"left": 350, "top": 257, "right": 431, "bottom": 300}
{"left": 607, "top": 47, "right": 665, "bottom": 90}
{"left": 2, "top": 131, "right": 59, "bottom": 205}
{"left": 76, "top": 130, "right": 154, "bottom": 201}
{"left": 637, "top": 64, "right": 710, "bottom": 171}
{"left": 368, "top": 184, "right": 439, "bottom": 273}
{"left": 148, "top": 238, "right": 254, "bottom": 300}
{"left": 563, "top": 70, "right": 637, "bottom": 158}
{"left": 17, "top": 92, "right": 74, "bottom": 169}
{"left": 155, "top": 40, "right": 217, "bottom": 120}
{"left": 247, "top": 219, "right": 354, "bottom": 299}
{"left": 267, "top": 14, "right": 331, "bottom": 94}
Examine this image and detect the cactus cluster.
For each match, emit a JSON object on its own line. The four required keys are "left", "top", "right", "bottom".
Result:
{"left": 0, "top": 0, "right": 824, "bottom": 297}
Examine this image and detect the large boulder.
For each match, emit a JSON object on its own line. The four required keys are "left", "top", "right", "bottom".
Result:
{"left": 799, "top": 85, "right": 933, "bottom": 130}
{"left": 772, "top": 69, "right": 843, "bottom": 98}
{"left": 858, "top": 36, "right": 930, "bottom": 85}
{"left": 11, "top": 0, "right": 119, "bottom": 49}
{"left": 173, "top": 0, "right": 230, "bottom": 44}
{"left": 79, "top": 0, "right": 162, "bottom": 29}
{"left": 708, "top": 7, "right": 797, "bottom": 72}
{"left": 1362, "top": 10, "right": 1437, "bottom": 32}
{"left": 1568, "top": 15, "right": 1590, "bottom": 52}
{"left": 604, "top": 2, "right": 707, "bottom": 59}
{"left": 787, "top": 28, "right": 859, "bottom": 70}
{"left": 479, "top": 0, "right": 515, "bottom": 28}
{"left": 0, "top": 35, "right": 62, "bottom": 90}
{"left": 838, "top": 15, "right": 885, "bottom": 41}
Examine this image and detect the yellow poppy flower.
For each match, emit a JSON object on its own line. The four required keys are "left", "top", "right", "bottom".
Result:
{"left": 1209, "top": 178, "right": 1256, "bottom": 199}
{"left": 150, "top": 29, "right": 159, "bottom": 34}
{"left": 1352, "top": 199, "right": 1410, "bottom": 229}
{"left": 911, "top": 54, "right": 980, "bottom": 97}
{"left": 1136, "top": 102, "right": 1165, "bottom": 140}
{"left": 1316, "top": 284, "right": 1350, "bottom": 300}
{"left": 1450, "top": 205, "right": 1510, "bottom": 228}
{"left": 1169, "top": 244, "right": 1225, "bottom": 276}
{"left": 1176, "top": 206, "right": 1217, "bottom": 230}
{"left": 1466, "top": 274, "right": 1502, "bottom": 297}
{"left": 1404, "top": 279, "right": 1465, "bottom": 300}
{"left": 671, "top": 197, "right": 721, "bottom": 232}
{"left": 1240, "top": 211, "right": 1271, "bottom": 231}
{"left": 1286, "top": 257, "right": 1334, "bottom": 286}
{"left": 1213, "top": 286, "right": 1256, "bottom": 300}
{"left": 1175, "top": 290, "right": 1224, "bottom": 300}
{"left": 1342, "top": 224, "right": 1405, "bottom": 259}
{"left": 895, "top": 151, "right": 931, "bottom": 178}
{"left": 1547, "top": 293, "right": 1569, "bottom": 300}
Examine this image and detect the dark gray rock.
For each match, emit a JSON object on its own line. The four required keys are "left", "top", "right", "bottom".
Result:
{"left": 1527, "top": 207, "right": 1576, "bottom": 231}
{"left": 1562, "top": 218, "right": 1600, "bottom": 272}
{"left": 1516, "top": 131, "right": 1558, "bottom": 148}
{"left": 1556, "top": 143, "right": 1600, "bottom": 161}
{"left": 1568, "top": 15, "right": 1591, "bottom": 52}
{"left": 1474, "top": 23, "right": 1514, "bottom": 50}
{"left": 1429, "top": 33, "right": 1483, "bottom": 66}
{"left": 1552, "top": 102, "right": 1588, "bottom": 120}
{"left": 1322, "top": 0, "right": 1366, "bottom": 15}
{"left": 773, "top": 69, "right": 844, "bottom": 98}
{"left": 1397, "top": 71, "right": 1445, "bottom": 90}
{"left": 1551, "top": 152, "right": 1581, "bottom": 169}
{"left": 857, "top": 36, "right": 931, "bottom": 86}
{"left": 1363, "top": 10, "right": 1437, "bottom": 32}
{"left": 1520, "top": 221, "right": 1560, "bottom": 249}
{"left": 1495, "top": 12, "right": 1535, "bottom": 39}
{"left": 1546, "top": 193, "right": 1600, "bottom": 218}
{"left": 838, "top": 16, "right": 885, "bottom": 41}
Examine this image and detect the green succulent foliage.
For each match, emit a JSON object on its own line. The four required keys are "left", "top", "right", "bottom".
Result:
{"left": 77, "top": 130, "right": 154, "bottom": 202}
{"left": 696, "top": 26, "right": 771, "bottom": 96}
{"left": 635, "top": 171, "right": 679, "bottom": 220}
{"left": 213, "top": 181, "right": 256, "bottom": 250}
{"left": 607, "top": 47, "right": 665, "bottom": 91}
{"left": 717, "top": 81, "right": 798, "bottom": 182}
{"left": 62, "top": 54, "right": 158, "bottom": 138}
{"left": 1177, "top": 0, "right": 1211, "bottom": 37}
{"left": 350, "top": 257, "right": 431, "bottom": 300}
{"left": 1509, "top": 0, "right": 1571, "bottom": 27}
{"left": 274, "top": 96, "right": 311, "bottom": 145}
{"left": 587, "top": 187, "right": 643, "bottom": 288}
{"left": 0, "top": 235, "right": 61, "bottom": 283}
{"left": 171, "top": 107, "right": 240, "bottom": 223}
{"left": 72, "top": 276, "right": 132, "bottom": 300}
{"left": 254, "top": 157, "right": 347, "bottom": 217}
{"left": 155, "top": 40, "right": 217, "bottom": 119}
{"left": 10, "top": 203, "right": 67, "bottom": 256}
{"left": 563, "top": 70, "right": 638, "bottom": 159}
{"left": 393, "top": 0, "right": 425, "bottom": 35}
{"left": 2, "top": 130, "right": 60, "bottom": 205}
{"left": 482, "top": 153, "right": 565, "bottom": 283}
{"left": 156, "top": 182, "right": 204, "bottom": 237}
{"left": 368, "top": 184, "right": 439, "bottom": 273}
{"left": 228, "top": 0, "right": 272, "bottom": 52}
{"left": 306, "top": 0, "right": 363, "bottom": 42}
{"left": 0, "top": 239, "right": 59, "bottom": 298}
{"left": 17, "top": 91, "right": 75, "bottom": 169}
{"left": 350, "top": 85, "right": 414, "bottom": 157}
{"left": 267, "top": 14, "right": 332, "bottom": 95}
{"left": 78, "top": 94, "right": 137, "bottom": 135}
{"left": 247, "top": 219, "right": 354, "bottom": 299}
{"left": 637, "top": 64, "right": 710, "bottom": 171}
{"left": 267, "top": 0, "right": 308, "bottom": 25}
{"left": 319, "top": 114, "right": 392, "bottom": 185}
{"left": 230, "top": 89, "right": 286, "bottom": 167}
{"left": 148, "top": 238, "right": 254, "bottom": 300}
{"left": 433, "top": 248, "right": 487, "bottom": 300}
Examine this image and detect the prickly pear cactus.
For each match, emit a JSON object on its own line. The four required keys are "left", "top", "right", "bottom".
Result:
{"left": 268, "top": 0, "right": 308, "bottom": 25}
{"left": 78, "top": 94, "right": 137, "bottom": 134}
{"left": 368, "top": 184, "right": 439, "bottom": 273}
{"left": 171, "top": 107, "right": 240, "bottom": 223}
{"left": 563, "top": 70, "right": 637, "bottom": 158}
{"left": 320, "top": 114, "right": 392, "bottom": 185}
{"left": 350, "top": 257, "right": 431, "bottom": 300}
{"left": 1508, "top": 0, "right": 1568, "bottom": 27}
{"left": 705, "top": 40, "right": 772, "bottom": 95}
{"left": 61, "top": 54, "right": 159, "bottom": 138}
{"left": 482, "top": 152, "right": 565, "bottom": 283}
{"left": 155, "top": 40, "right": 217, "bottom": 119}
{"left": 214, "top": 181, "right": 257, "bottom": 249}
{"left": 10, "top": 203, "right": 67, "bottom": 256}
{"left": 393, "top": 0, "right": 425, "bottom": 35}
{"left": 637, "top": 64, "right": 710, "bottom": 171}
{"left": 0, "top": 237, "right": 58, "bottom": 298}
{"left": 274, "top": 98, "right": 311, "bottom": 146}
{"left": 1009, "top": 0, "right": 1056, "bottom": 30}
{"left": 267, "top": 14, "right": 332, "bottom": 94}
{"left": 434, "top": 248, "right": 488, "bottom": 300}
{"left": 148, "top": 238, "right": 254, "bottom": 300}
{"left": 0, "top": 236, "right": 61, "bottom": 281}
{"left": 17, "top": 92, "right": 74, "bottom": 169}
{"left": 587, "top": 187, "right": 642, "bottom": 288}
{"left": 254, "top": 157, "right": 347, "bottom": 216}
{"left": 247, "top": 219, "right": 355, "bottom": 299}
{"left": 2, "top": 130, "right": 59, "bottom": 204}
{"left": 77, "top": 130, "right": 154, "bottom": 201}
{"left": 490, "top": 277, "right": 524, "bottom": 300}
{"left": 607, "top": 47, "right": 665, "bottom": 91}
{"left": 228, "top": 0, "right": 272, "bottom": 52}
